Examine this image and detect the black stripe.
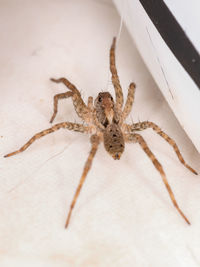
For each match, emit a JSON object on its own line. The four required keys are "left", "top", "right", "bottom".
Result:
{"left": 139, "top": 0, "right": 200, "bottom": 89}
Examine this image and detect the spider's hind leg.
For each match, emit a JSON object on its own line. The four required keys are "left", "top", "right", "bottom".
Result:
{"left": 65, "top": 134, "right": 100, "bottom": 228}
{"left": 125, "top": 133, "right": 191, "bottom": 225}
{"left": 126, "top": 121, "right": 198, "bottom": 175}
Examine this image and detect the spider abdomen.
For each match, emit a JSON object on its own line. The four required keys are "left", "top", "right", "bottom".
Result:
{"left": 103, "top": 123, "right": 125, "bottom": 160}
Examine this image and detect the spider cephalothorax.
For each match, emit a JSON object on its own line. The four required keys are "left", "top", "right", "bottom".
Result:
{"left": 94, "top": 92, "right": 124, "bottom": 159}
{"left": 5, "top": 37, "right": 198, "bottom": 228}
{"left": 94, "top": 92, "right": 119, "bottom": 127}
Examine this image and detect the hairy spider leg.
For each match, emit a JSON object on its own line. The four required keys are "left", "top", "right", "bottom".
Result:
{"left": 4, "top": 122, "right": 88, "bottom": 158}
{"left": 126, "top": 133, "right": 190, "bottom": 225}
{"left": 110, "top": 37, "right": 124, "bottom": 111}
{"left": 65, "top": 135, "right": 100, "bottom": 228}
{"left": 50, "top": 91, "right": 73, "bottom": 123}
{"left": 126, "top": 121, "right": 198, "bottom": 175}
{"left": 122, "top": 82, "right": 136, "bottom": 122}
{"left": 87, "top": 96, "right": 93, "bottom": 111}
{"left": 50, "top": 78, "right": 90, "bottom": 122}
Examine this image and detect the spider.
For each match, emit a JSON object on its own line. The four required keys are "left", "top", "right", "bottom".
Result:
{"left": 4, "top": 37, "right": 198, "bottom": 228}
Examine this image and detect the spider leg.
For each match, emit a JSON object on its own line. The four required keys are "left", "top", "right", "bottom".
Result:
{"left": 50, "top": 78, "right": 90, "bottom": 122}
{"left": 51, "top": 77, "right": 80, "bottom": 95}
{"left": 87, "top": 96, "right": 93, "bottom": 111}
{"left": 92, "top": 109, "right": 105, "bottom": 131}
{"left": 4, "top": 122, "right": 88, "bottom": 158}
{"left": 65, "top": 134, "right": 100, "bottom": 228}
{"left": 122, "top": 82, "right": 136, "bottom": 121}
{"left": 125, "top": 133, "right": 190, "bottom": 225}
{"left": 125, "top": 121, "right": 198, "bottom": 175}
{"left": 110, "top": 37, "right": 124, "bottom": 111}
{"left": 50, "top": 91, "right": 73, "bottom": 123}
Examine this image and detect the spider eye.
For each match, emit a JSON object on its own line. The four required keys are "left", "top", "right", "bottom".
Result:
{"left": 98, "top": 96, "right": 102, "bottom": 102}
{"left": 110, "top": 96, "right": 113, "bottom": 101}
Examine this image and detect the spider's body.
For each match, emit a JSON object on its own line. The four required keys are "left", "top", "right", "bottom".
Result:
{"left": 5, "top": 38, "right": 197, "bottom": 228}
{"left": 94, "top": 92, "right": 125, "bottom": 159}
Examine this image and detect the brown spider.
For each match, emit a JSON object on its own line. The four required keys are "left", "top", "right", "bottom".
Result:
{"left": 4, "top": 37, "right": 198, "bottom": 228}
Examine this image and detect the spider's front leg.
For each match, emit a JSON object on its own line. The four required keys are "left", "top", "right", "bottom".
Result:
{"left": 65, "top": 134, "right": 100, "bottom": 228}
{"left": 110, "top": 37, "right": 124, "bottom": 111}
{"left": 125, "top": 133, "right": 191, "bottom": 225}
{"left": 4, "top": 122, "right": 88, "bottom": 158}
{"left": 50, "top": 77, "right": 90, "bottom": 123}
{"left": 49, "top": 91, "right": 73, "bottom": 123}
{"left": 126, "top": 121, "right": 198, "bottom": 175}
{"left": 122, "top": 82, "right": 136, "bottom": 121}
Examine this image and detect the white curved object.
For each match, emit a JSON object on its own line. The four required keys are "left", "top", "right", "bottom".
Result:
{"left": 113, "top": 0, "right": 200, "bottom": 152}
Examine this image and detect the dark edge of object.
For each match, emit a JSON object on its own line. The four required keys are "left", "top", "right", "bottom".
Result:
{"left": 139, "top": 0, "right": 200, "bottom": 89}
